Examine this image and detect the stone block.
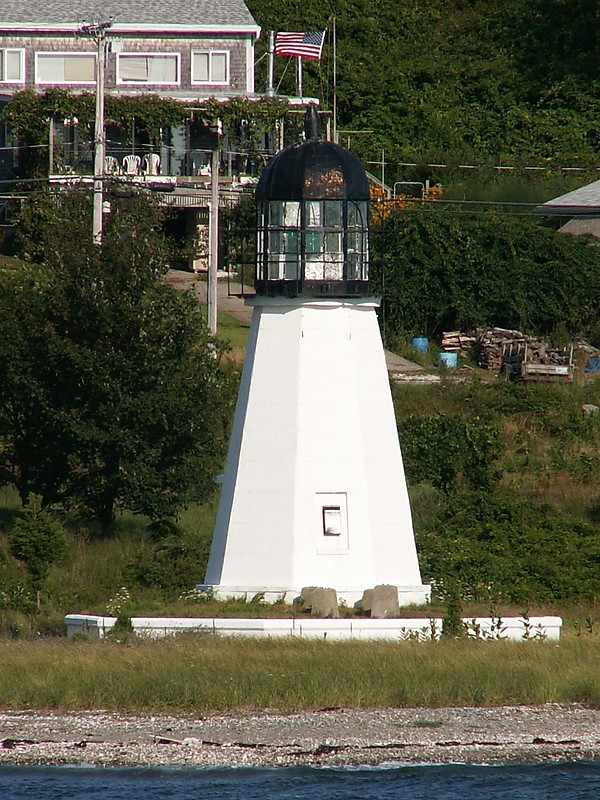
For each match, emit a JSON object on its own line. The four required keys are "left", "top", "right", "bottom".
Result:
{"left": 361, "top": 588, "right": 374, "bottom": 612}
{"left": 361, "top": 584, "right": 400, "bottom": 618}
{"left": 299, "top": 586, "right": 340, "bottom": 618}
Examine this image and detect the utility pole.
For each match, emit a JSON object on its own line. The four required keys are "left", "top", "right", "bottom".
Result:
{"left": 48, "top": 117, "right": 55, "bottom": 174}
{"left": 80, "top": 19, "right": 112, "bottom": 246}
{"left": 207, "top": 129, "right": 221, "bottom": 335}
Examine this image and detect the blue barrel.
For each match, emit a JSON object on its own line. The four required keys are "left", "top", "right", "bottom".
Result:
{"left": 411, "top": 337, "right": 429, "bottom": 354}
{"left": 439, "top": 352, "right": 458, "bottom": 369}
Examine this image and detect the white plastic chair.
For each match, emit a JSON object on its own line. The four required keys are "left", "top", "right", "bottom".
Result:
{"left": 104, "top": 155, "right": 120, "bottom": 175}
{"left": 144, "top": 153, "right": 160, "bottom": 176}
{"left": 122, "top": 154, "right": 141, "bottom": 176}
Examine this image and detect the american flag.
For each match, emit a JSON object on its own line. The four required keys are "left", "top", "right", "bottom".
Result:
{"left": 274, "top": 31, "right": 326, "bottom": 61}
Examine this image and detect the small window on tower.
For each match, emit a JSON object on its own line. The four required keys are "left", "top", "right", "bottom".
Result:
{"left": 322, "top": 506, "right": 342, "bottom": 536}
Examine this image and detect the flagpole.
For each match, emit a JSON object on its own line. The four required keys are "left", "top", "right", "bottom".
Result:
{"left": 296, "top": 56, "right": 303, "bottom": 98}
{"left": 266, "top": 31, "right": 275, "bottom": 97}
{"left": 332, "top": 17, "right": 337, "bottom": 143}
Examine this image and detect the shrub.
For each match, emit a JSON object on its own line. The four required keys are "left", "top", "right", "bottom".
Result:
{"left": 399, "top": 413, "right": 502, "bottom": 492}
{"left": 371, "top": 209, "right": 600, "bottom": 339}
{"left": 9, "top": 495, "right": 67, "bottom": 605}
{"left": 126, "top": 527, "right": 211, "bottom": 595}
{"left": 416, "top": 490, "right": 600, "bottom": 603}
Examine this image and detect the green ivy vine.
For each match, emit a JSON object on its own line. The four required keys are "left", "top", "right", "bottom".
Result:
{"left": 204, "top": 96, "right": 291, "bottom": 151}
{"left": 1, "top": 90, "right": 294, "bottom": 173}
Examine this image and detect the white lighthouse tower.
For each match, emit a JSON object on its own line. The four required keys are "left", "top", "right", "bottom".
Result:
{"left": 199, "top": 107, "right": 429, "bottom": 607}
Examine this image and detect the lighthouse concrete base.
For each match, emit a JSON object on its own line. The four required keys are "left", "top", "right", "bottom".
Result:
{"left": 200, "top": 296, "right": 430, "bottom": 605}
{"left": 196, "top": 584, "right": 431, "bottom": 608}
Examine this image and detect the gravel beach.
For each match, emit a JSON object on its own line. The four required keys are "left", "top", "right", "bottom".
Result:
{"left": 1, "top": 706, "right": 599, "bottom": 768}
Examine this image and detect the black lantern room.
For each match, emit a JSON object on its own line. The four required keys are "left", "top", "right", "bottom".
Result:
{"left": 255, "top": 106, "right": 370, "bottom": 298}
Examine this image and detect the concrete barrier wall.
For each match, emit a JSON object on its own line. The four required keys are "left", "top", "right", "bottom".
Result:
{"left": 65, "top": 614, "right": 562, "bottom": 641}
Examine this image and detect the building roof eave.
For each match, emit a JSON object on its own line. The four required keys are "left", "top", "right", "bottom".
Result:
{"left": 0, "top": 23, "right": 261, "bottom": 36}
{"left": 534, "top": 205, "right": 600, "bottom": 217}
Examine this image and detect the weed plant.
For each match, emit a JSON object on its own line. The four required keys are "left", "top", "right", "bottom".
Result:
{"left": 216, "top": 309, "right": 250, "bottom": 367}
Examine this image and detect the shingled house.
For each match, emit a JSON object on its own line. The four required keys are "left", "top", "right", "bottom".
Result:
{"left": 0, "top": 0, "right": 259, "bottom": 98}
{"left": 0, "top": 0, "right": 270, "bottom": 266}
{"left": 0, "top": 0, "right": 262, "bottom": 179}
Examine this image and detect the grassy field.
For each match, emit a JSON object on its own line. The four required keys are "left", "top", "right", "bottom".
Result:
{"left": 2, "top": 292, "right": 600, "bottom": 713}
{"left": 0, "top": 630, "right": 599, "bottom": 712}
{"left": 394, "top": 374, "right": 600, "bottom": 505}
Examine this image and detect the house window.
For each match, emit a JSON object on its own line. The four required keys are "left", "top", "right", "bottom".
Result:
{"left": 192, "top": 51, "right": 229, "bottom": 84}
{"left": 0, "top": 49, "right": 24, "bottom": 82}
{"left": 36, "top": 53, "right": 96, "bottom": 84}
{"left": 118, "top": 53, "right": 180, "bottom": 84}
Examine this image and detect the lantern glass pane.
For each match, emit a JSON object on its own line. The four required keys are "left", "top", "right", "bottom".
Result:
{"left": 323, "top": 201, "right": 343, "bottom": 228}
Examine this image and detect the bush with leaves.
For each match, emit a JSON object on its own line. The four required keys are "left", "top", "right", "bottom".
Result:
{"left": 416, "top": 490, "right": 600, "bottom": 604}
{"left": 126, "top": 521, "right": 212, "bottom": 595}
{"left": 371, "top": 209, "right": 600, "bottom": 341}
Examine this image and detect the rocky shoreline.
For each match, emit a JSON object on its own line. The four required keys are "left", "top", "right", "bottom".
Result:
{"left": 1, "top": 705, "right": 600, "bottom": 768}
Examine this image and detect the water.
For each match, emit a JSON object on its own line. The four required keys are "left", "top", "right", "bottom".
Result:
{"left": 1, "top": 764, "right": 600, "bottom": 800}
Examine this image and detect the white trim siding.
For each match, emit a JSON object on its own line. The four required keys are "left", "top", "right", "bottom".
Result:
{"left": 245, "top": 38, "right": 254, "bottom": 93}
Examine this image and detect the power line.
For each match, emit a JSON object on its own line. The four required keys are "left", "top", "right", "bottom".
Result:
{"left": 380, "top": 197, "right": 540, "bottom": 207}
{"left": 367, "top": 160, "right": 600, "bottom": 173}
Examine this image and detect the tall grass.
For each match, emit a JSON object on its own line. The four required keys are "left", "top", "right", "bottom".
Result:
{"left": 0, "top": 631, "right": 599, "bottom": 712}
{"left": 396, "top": 378, "right": 600, "bottom": 527}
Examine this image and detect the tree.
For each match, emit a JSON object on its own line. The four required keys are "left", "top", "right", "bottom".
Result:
{"left": 0, "top": 189, "right": 233, "bottom": 525}
{"left": 248, "top": 0, "right": 599, "bottom": 169}
{"left": 9, "top": 494, "right": 67, "bottom": 606}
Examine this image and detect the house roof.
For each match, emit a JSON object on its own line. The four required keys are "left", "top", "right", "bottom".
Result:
{"left": 535, "top": 178, "right": 600, "bottom": 217}
{"left": 559, "top": 219, "right": 600, "bottom": 238}
{"left": 0, "top": 0, "right": 259, "bottom": 33}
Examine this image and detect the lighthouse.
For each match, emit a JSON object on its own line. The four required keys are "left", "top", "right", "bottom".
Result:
{"left": 199, "top": 107, "right": 430, "bottom": 607}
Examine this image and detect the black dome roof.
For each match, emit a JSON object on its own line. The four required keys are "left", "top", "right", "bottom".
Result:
{"left": 256, "top": 139, "right": 370, "bottom": 202}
